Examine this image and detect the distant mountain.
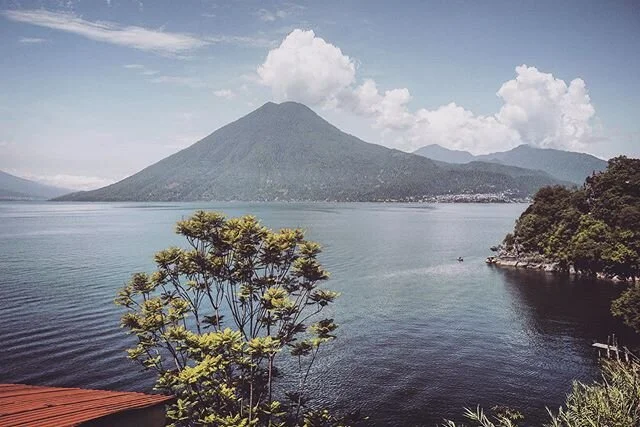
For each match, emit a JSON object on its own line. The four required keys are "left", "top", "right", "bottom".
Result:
{"left": 414, "top": 144, "right": 608, "bottom": 184}
{"left": 413, "top": 144, "right": 475, "bottom": 164}
{"left": 475, "top": 145, "right": 608, "bottom": 184}
{"left": 0, "top": 170, "right": 71, "bottom": 200}
{"left": 57, "top": 102, "right": 566, "bottom": 202}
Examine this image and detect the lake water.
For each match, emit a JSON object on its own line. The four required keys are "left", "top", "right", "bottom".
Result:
{"left": 0, "top": 202, "right": 634, "bottom": 426}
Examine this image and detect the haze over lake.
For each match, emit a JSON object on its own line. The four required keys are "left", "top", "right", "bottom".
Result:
{"left": 0, "top": 201, "right": 633, "bottom": 426}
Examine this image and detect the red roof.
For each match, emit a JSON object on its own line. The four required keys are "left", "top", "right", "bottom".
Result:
{"left": 0, "top": 383, "right": 173, "bottom": 427}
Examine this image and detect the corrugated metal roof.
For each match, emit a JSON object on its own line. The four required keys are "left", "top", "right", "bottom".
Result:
{"left": 0, "top": 383, "right": 173, "bottom": 426}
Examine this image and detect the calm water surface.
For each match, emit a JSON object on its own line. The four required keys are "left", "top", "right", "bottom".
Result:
{"left": 0, "top": 202, "right": 634, "bottom": 426}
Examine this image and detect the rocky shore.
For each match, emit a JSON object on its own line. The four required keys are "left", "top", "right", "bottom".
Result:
{"left": 485, "top": 251, "right": 638, "bottom": 283}
{"left": 486, "top": 254, "right": 560, "bottom": 272}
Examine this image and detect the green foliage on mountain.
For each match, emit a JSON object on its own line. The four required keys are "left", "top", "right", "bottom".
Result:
{"left": 505, "top": 156, "right": 640, "bottom": 279}
{"left": 448, "top": 161, "right": 573, "bottom": 189}
{"left": 413, "top": 144, "right": 476, "bottom": 163}
{"left": 414, "top": 144, "right": 607, "bottom": 184}
{"left": 56, "top": 102, "right": 564, "bottom": 202}
{"left": 476, "top": 145, "right": 608, "bottom": 185}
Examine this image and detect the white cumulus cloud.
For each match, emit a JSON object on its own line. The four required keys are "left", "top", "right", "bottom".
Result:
{"left": 346, "top": 79, "right": 415, "bottom": 130}
{"left": 408, "top": 103, "right": 520, "bottom": 153}
{"left": 496, "top": 65, "right": 596, "bottom": 151}
{"left": 257, "top": 30, "right": 598, "bottom": 154}
{"left": 257, "top": 29, "right": 356, "bottom": 106}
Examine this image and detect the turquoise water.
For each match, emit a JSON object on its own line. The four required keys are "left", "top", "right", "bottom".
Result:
{"left": 0, "top": 202, "right": 632, "bottom": 426}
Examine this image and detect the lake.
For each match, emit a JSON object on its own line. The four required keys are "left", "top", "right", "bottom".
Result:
{"left": 0, "top": 202, "right": 633, "bottom": 426}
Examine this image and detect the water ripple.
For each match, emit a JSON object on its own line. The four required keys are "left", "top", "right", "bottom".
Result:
{"left": 0, "top": 201, "right": 633, "bottom": 426}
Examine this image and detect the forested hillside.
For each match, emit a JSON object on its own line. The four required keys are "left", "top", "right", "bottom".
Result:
{"left": 502, "top": 156, "right": 639, "bottom": 279}
{"left": 56, "top": 102, "right": 565, "bottom": 202}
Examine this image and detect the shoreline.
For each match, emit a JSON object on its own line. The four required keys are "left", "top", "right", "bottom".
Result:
{"left": 47, "top": 192, "right": 534, "bottom": 204}
{"left": 486, "top": 254, "right": 639, "bottom": 283}
{"left": 40, "top": 197, "right": 532, "bottom": 204}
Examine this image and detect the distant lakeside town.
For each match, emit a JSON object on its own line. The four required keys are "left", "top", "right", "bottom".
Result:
{"left": 376, "top": 192, "right": 530, "bottom": 203}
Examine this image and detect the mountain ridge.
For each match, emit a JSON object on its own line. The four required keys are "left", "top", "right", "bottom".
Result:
{"left": 56, "top": 102, "right": 567, "bottom": 202}
{"left": 0, "top": 170, "right": 71, "bottom": 200}
{"left": 414, "top": 144, "right": 476, "bottom": 164}
{"left": 413, "top": 144, "right": 607, "bottom": 184}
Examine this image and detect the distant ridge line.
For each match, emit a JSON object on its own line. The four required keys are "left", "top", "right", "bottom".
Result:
{"left": 56, "top": 102, "right": 570, "bottom": 202}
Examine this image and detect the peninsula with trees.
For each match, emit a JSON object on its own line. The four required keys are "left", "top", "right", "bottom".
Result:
{"left": 449, "top": 156, "right": 640, "bottom": 427}
{"left": 487, "top": 156, "right": 639, "bottom": 282}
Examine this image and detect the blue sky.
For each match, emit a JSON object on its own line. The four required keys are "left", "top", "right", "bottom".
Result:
{"left": 1, "top": 0, "right": 639, "bottom": 190}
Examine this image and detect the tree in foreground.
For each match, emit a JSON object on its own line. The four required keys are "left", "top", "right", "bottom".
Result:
{"left": 116, "top": 211, "right": 350, "bottom": 426}
{"left": 443, "top": 359, "right": 640, "bottom": 427}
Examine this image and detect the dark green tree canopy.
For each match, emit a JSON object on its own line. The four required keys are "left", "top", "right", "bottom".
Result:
{"left": 505, "top": 156, "right": 640, "bottom": 279}
{"left": 612, "top": 284, "right": 640, "bottom": 334}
